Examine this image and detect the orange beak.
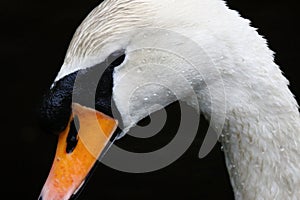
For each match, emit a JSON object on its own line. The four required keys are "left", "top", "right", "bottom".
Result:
{"left": 39, "top": 103, "right": 118, "bottom": 200}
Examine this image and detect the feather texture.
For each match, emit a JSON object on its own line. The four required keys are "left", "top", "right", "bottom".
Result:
{"left": 53, "top": 0, "right": 300, "bottom": 199}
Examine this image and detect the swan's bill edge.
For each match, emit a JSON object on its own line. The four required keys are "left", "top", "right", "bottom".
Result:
{"left": 39, "top": 103, "right": 118, "bottom": 200}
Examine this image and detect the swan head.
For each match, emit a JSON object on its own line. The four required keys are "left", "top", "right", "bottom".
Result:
{"left": 38, "top": 0, "right": 286, "bottom": 199}
{"left": 39, "top": 3, "right": 204, "bottom": 199}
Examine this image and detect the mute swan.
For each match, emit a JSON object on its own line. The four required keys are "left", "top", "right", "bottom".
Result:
{"left": 38, "top": 0, "right": 300, "bottom": 199}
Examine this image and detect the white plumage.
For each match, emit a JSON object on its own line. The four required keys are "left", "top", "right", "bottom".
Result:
{"left": 54, "top": 0, "right": 300, "bottom": 199}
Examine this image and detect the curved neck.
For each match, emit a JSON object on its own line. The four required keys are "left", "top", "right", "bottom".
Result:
{"left": 197, "top": 59, "right": 300, "bottom": 199}
{"left": 222, "top": 101, "right": 299, "bottom": 199}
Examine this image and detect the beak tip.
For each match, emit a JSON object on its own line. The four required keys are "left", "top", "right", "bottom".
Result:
{"left": 39, "top": 103, "right": 118, "bottom": 200}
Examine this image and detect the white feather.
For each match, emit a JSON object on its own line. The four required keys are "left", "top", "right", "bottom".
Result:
{"left": 54, "top": 0, "right": 300, "bottom": 199}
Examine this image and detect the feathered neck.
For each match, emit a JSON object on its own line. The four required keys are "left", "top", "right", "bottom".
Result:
{"left": 192, "top": 22, "right": 300, "bottom": 198}
{"left": 216, "top": 82, "right": 300, "bottom": 199}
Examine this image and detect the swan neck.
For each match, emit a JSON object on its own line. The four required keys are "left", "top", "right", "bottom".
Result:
{"left": 215, "top": 82, "right": 300, "bottom": 199}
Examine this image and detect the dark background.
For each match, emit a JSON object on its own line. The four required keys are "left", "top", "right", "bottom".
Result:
{"left": 2, "top": 0, "right": 299, "bottom": 199}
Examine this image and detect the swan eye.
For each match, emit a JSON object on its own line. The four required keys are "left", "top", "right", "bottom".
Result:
{"left": 106, "top": 50, "right": 126, "bottom": 68}
{"left": 66, "top": 115, "right": 80, "bottom": 153}
{"left": 137, "top": 115, "right": 151, "bottom": 127}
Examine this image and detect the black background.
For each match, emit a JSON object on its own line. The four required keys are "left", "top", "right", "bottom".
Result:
{"left": 2, "top": 0, "right": 299, "bottom": 199}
